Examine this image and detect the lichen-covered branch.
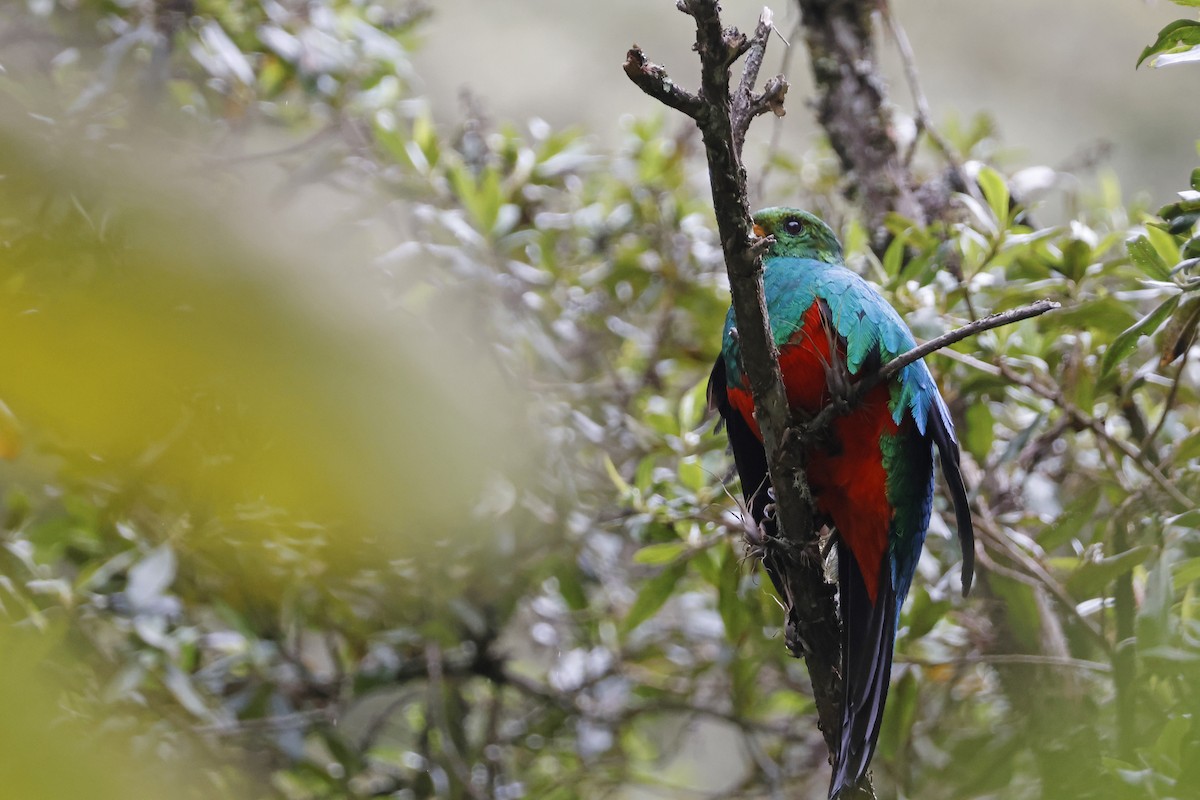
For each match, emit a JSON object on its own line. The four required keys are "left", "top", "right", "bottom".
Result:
{"left": 795, "top": 0, "right": 926, "bottom": 247}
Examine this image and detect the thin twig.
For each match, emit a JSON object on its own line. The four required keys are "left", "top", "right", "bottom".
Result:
{"left": 205, "top": 124, "right": 338, "bottom": 167}
{"left": 757, "top": 16, "right": 802, "bottom": 198}
{"left": 993, "top": 361, "right": 1193, "bottom": 512}
{"left": 882, "top": 302, "right": 1058, "bottom": 383}
{"left": 974, "top": 507, "right": 1111, "bottom": 654}
{"left": 883, "top": 7, "right": 978, "bottom": 206}
{"left": 426, "top": 643, "right": 489, "bottom": 800}
{"left": 1148, "top": 345, "right": 1191, "bottom": 453}
{"left": 194, "top": 707, "right": 333, "bottom": 735}
{"left": 731, "top": 8, "right": 788, "bottom": 154}
{"left": 896, "top": 652, "right": 1112, "bottom": 673}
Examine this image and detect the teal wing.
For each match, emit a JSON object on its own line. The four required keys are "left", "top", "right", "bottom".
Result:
{"left": 753, "top": 255, "right": 979, "bottom": 594}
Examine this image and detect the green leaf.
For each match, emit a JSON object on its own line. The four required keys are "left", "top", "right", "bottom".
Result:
{"left": 977, "top": 165, "right": 1010, "bottom": 227}
{"left": 692, "top": 546, "right": 721, "bottom": 587}
{"left": 1185, "top": 233, "right": 1200, "bottom": 259}
{"left": 1040, "top": 483, "right": 1102, "bottom": 551}
{"left": 632, "top": 541, "right": 688, "bottom": 566}
{"left": 558, "top": 572, "right": 589, "bottom": 612}
{"left": 1137, "top": 19, "right": 1200, "bottom": 68}
{"left": 716, "top": 544, "right": 751, "bottom": 641}
{"left": 882, "top": 232, "right": 907, "bottom": 278}
{"left": 1140, "top": 645, "right": 1200, "bottom": 663}
{"left": 1055, "top": 295, "right": 1138, "bottom": 341}
{"left": 754, "top": 688, "right": 814, "bottom": 720}
{"left": 987, "top": 573, "right": 1041, "bottom": 650}
{"left": 729, "top": 648, "right": 759, "bottom": 715}
{"left": 448, "top": 165, "right": 504, "bottom": 234}
{"left": 1127, "top": 235, "right": 1172, "bottom": 281}
{"left": 1173, "top": 432, "right": 1200, "bottom": 464}
{"left": 1158, "top": 294, "right": 1200, "bottom": 366}
{"left": 1153, "top": 713, "right": 1191, "bottom": 767}
{"left": 877, "top": 670, "right": 919, "bottom": 760}
{"left": 1059, "top": 238, "right": 1092, "bottom": 282}
{"left": 1167, "top": 509, "right": 1200, "bottom": 530}
{"left": 1066, "top": 545, "right": 1151, "bottom": 599}
{"left": 1100, "top": 293, "right": 1181, "bottom": 377}
{"left": 1147, "top": 224, "right": 1184, "bottom": 271}
{"left": 1137, "top": 551, "right": 1175, "bottom": 650}
{"left": 1171, "top": 556, "right": 1200, "bottom": 593}
{"left": 1166, "top": 211, "right": 1200, "bottom": 235}
{"left": 603, "top": 454, "right": 632, "bottom": 497}
{"left": 904, "top": 585, "right": 951, "bottom": 640}
{"left": 677, "top": 378, "right": 709, "bottom": 432}
{"left": 319, "top": 724, "right": 364, "bottom": 775}
{"left": 962, "top": 401, "right": 995, "bottom": 462}
{"left": 622, "top": 560, "right": 687, "bottom": 634}
{"left": 677, "top": 456, "right": 706, "bottom": 493}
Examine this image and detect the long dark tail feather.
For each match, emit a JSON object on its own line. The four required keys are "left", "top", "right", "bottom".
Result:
{"left": 829, "top": 542, "right": 897, "bottom": 800}
{"left": 708, "top": 358, "right": 771, "bottom": 524}
{"left": 929, "top": 398, "right": 976, "bottom": 596}
{"left": 712, "top": 356, "right": 903, "bottom": 796}
{"left": 708, "top": 358, "right": 787, "bottom": 598}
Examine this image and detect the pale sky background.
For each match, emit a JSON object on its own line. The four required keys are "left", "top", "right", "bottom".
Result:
{"left": 411, "top": 0, "right": 1199, "bottom": 207}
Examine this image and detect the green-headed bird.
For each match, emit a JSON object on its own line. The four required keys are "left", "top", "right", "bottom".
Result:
{"left": 708, "top": 207, "right": 975, "bottom": 798}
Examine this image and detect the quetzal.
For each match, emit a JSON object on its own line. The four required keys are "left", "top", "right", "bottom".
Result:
{"left": 707, "top": 207, "right": 975, "bottom": 798}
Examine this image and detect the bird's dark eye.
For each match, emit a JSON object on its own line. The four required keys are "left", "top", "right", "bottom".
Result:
{"left": 784, "top": 218, "right": 804, "bottom": 236}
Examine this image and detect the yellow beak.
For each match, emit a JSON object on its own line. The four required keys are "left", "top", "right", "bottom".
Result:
{"left": 752, "top": 223, "right": 766, "bottom": 238}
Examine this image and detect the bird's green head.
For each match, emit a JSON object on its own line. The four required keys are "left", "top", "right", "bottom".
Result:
{"left": 752, "top": 207, "right": 843, "bottom": 263}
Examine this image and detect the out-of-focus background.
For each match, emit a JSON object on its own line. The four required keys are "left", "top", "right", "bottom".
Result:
{"left": 1, "top": 1, "right": 1199, "bottom": 798}
{"left": 413, "top": 0, "right": 1200, "bottom": 202}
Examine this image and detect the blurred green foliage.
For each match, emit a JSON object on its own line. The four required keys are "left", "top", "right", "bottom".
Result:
{"left": 1138, "top": 0, "right": 1200, "bottom": 69}
{"left": 0, "top": 2, "right": 1199, "bottom": 799}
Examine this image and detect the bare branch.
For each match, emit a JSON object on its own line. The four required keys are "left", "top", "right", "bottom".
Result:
{"left": 992, "top": 360, "right": 1194, "bottom": 512}
{"left": 757, "top": 15, "right": 803, "bottom": 198}
{"left": 623, "top": 47, "right": 704, "bottom": 120}
{"left": 625, "top": 0, "right": 842, "bottom": 761}
{"left": 732, "top": 8, "right": 788, "bottom": 154}
{"left": 895, "top": 653, "right": 1113, "bottom": 674}
{"left": 883, "top": 7, "right": 974, "bottom": 199}
{"left": 889, "top": 301, "right": 1058, "bottom": 381}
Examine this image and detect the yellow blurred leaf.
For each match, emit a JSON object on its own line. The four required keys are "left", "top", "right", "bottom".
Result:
{"left": 0, "top": 122, "right": 535, "bottom": 609}
{"left": 0, "top": 398, "right": 21, "bottom": 459}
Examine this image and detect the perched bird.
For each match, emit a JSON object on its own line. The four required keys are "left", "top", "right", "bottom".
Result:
{"left": 707, "top": 207, "right": 975, "bottom": 798}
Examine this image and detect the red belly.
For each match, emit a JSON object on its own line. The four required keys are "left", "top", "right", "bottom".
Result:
{"left": 726, "top": 303, "right": 897, "bottom": 603}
